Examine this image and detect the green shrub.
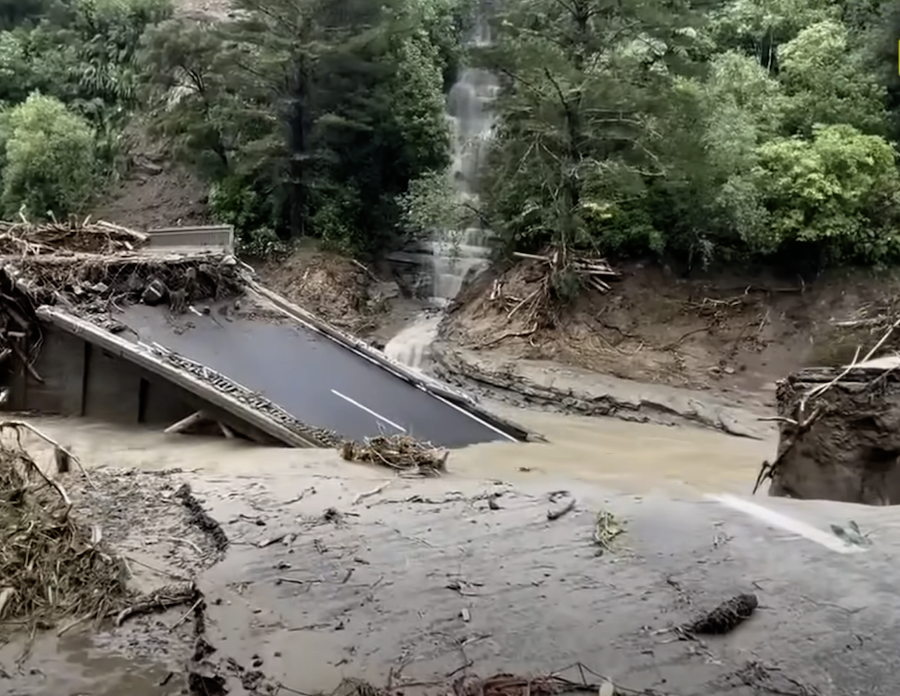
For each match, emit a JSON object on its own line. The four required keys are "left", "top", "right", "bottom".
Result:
{"left": 1, "top": 93, "right": 98, "bottom": 218}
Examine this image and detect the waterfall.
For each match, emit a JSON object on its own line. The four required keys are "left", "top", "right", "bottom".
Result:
{"left": 432, "top": 13, "right": 497, "bottom": 307}
{"left": 384, "top": 8, "right": 497, "bottom": 369}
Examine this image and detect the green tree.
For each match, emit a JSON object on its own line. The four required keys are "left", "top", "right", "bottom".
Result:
{"left": 708, "top": 0, "right": 836, "bottom": 70}
{"left": 481, "top": 0, "right": 704, "bottom": 264}
{"left": 0, "top": 0, "right": 49, "bottom": 30}
{"left": 648, "top": 52, "right": 786, "bottom": 265}
{"left": 1, "top": 93, "right": 99, "bottom": 217}
{"left": 752, "top": 124, "right": 900, "bottom": 264}
{"left": 138, "top": 0, "right": 453, "bottom": 255}
{"left": 778, "top": 20, "right": 887, "bottom": 135}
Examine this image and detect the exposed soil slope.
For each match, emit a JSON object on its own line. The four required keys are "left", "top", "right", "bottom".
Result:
{"left": 443, "top": 260, "right": 900, "bottom": 398}
{"left": 90, "top": 161, "right": 212, "bottom": 230}
{"left": 252, "top": 246, "right": 413, "bottom": 340}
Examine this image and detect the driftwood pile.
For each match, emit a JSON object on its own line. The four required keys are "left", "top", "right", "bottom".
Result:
{"left": 0, "top": 423, "right": 128, "bottom": 635}
{"left": 0, "top": 216, "right": 147, "bottom": 256}
{"left": 0, "top": 421, "right": 211, "bottom": 642}
{"left": 11, "top": 254, "right": 244, "bottom": 315}
{"left": 422, "top": 663, "right": 666, "bottom": 696}
{"left": 510, "top": 250, "right": 619, "bottom": 294}
{"left": 486, "top": 248, "right": 619, "bottom": 338}
{"left": 340, "top": 435, "right": 448, "bottom": 476}
{"left": 0, "top": 217, "right": 242, "bottom": 314}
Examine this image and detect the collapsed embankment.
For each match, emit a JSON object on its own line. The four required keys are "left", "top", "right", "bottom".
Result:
{"left": 426, "top": 258, "right": 900, "bottom": 436}
{"left": 758, "top": 361, "right": 900, "bottom": 505}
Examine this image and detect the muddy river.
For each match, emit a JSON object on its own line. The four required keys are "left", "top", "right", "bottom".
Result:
{"left": 1, "top": 411, "right": 786, "bottom": 696}
{"left": 14, "top": 405, "right": 774, "bottom": 493}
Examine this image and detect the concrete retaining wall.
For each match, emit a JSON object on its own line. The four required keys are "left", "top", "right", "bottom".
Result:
{"left": 145, "top": 225, "right": 234, "bottom": 254}
{"left": 7, "top": 325, "right": 195, "bottom": 426}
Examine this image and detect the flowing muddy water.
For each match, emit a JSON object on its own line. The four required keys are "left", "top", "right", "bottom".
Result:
{"left": 16, "top": 409, "right": 773, "bottom": 495}
{"left": 2, "top": 412, "right": 775, "bottom": 695}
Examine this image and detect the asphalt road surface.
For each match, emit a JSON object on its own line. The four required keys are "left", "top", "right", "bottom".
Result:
{"left": 119, "top": 304, "right": 517, "bottom": 447}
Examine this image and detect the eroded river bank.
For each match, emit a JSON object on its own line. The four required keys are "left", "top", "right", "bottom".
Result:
{"left": 1, "top": 416, "right": 891, "bottom": 696}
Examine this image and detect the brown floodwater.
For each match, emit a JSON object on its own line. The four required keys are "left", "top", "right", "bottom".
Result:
{"left": 16, "top": 405, "right": 774, "bottom": 495}
{"left": 1, "top": 409, "right": 775, "bottom": 695}
{"left": 451, "top": 406, "right": 774, "bottom": 495}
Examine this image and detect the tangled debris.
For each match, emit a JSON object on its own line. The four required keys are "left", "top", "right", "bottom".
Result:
{"left": 592, "top": 510, "right": 624, "bottom": 555}
{"left": 0, "top": 217, "right": 244, "bottom": 318}
{"left": 486, "top": 248, "right": 620, "bottom": 339}
{"left": 0, "top": 431, "right": 128, "bottom": 634}
{"left": 340, "top": 435, "right": 449, "bottom": 476}
{"left": 0, "top": 217, "right": 147, "bottom": 256}
{"left": 450, "top": 664, "right": 676, "bottom": 696}
{"left": 729, "top": 660, "right": 822, "bottom": 695}
{"left": 682, "top": 593, "right": 758, "bottom": 636}
{"left": 115, "top": 581, "right": 199, "bottom": 627}
{"left": 10, "top": 254, "right": 244, "bottom": 313}
{"left": 175, "top": 483, "right": 229, "bottom": 554}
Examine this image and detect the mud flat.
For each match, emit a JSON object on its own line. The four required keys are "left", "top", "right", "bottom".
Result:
{"left": 430, "top": 341, "right": 771, "bottom": 440}
{"left": 760, "top": 361, "right": 900, "bottom": 505}
{"left": 2, "top": 419, "right": 899, "bottom": 696}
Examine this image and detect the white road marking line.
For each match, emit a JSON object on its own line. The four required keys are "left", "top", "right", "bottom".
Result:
{"left": 707, "top": 493, "right": 867, "bottom": 554}
{"left": 432, "top": 394, "right": 518, "bottom": 443}
{"left": 275, "top": 302, "right": 521, "bottom": 441}
{"left": 331, "top": 389, "right": 407, "bottom": 433}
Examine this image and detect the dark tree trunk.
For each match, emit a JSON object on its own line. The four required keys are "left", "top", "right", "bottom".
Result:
{"left": 287, "top": 56, "right": 309, "bottom": 239}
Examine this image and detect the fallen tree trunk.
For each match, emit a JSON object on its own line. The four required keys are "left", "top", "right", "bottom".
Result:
{"left": 763, "top": 364, "right": 900, "bottom": 505}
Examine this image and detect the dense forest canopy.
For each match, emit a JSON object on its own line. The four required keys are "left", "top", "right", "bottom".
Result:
{"left": 0, "top": 0, "right": 897, "bottom": 277}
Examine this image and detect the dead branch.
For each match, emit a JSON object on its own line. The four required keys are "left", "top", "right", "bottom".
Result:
{"left": 115, "top": 581, "right": 199, "bottom": 627}
{"left": 0, "top": 419, "right": 94, "bottom": 488}
{"left": 0, "top": 438, "right": 128, "bottom": 634}
{"left": 340, "top": 435, "right": 448, "bottom": 477}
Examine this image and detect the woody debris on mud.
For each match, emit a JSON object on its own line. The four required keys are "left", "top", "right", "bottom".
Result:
{"left": 482, "top": 248, "right": 619, "bottom": 344}
{"left": 0, "top": 423, "right": 128, "bottom": 635}
{"left": 0, "top": 216, "right": 147, "bottom": 256}
{"left": 340, "top": 434, "right": 449, "bottom": 476}
{"left": 756, "top": 321, "right": 900, "bottom": 505}
{"left": 0, "top": 421, "right": 207, "bottom": 641}
{"left": 680, "top": 593, "right": 759, "bottom": 636}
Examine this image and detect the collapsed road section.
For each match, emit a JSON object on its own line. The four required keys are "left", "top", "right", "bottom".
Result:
{"left": 0, "top": 218, "right": 535, "bottom": 448}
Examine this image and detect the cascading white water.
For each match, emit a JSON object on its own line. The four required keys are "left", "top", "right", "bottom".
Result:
{"left": 385, "top": 10, "right": 497, "bottom": 369}
{"left": 433, "top": 15, "right": 497, "bottom": 307}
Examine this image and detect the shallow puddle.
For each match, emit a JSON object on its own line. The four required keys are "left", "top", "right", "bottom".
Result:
{"left": 0, "top": 631, "right": 172, "bottom": 696}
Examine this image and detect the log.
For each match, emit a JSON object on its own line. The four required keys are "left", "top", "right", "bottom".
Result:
{"left": 165, "top": 411, "right": 206, "bottom": 435}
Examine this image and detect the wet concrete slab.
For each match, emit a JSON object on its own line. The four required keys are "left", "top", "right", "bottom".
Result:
{"left": 117, "top": 303, "right": 515, "bottom": 448}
